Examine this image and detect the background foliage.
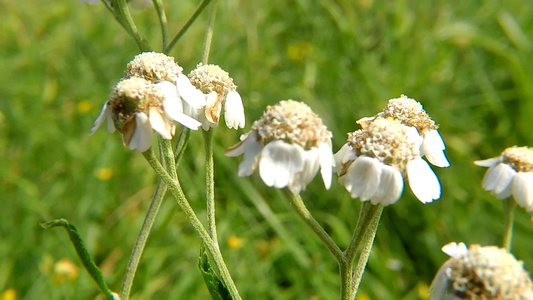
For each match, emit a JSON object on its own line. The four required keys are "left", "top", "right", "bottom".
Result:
{"left": 1, "top": 0, "right": 532, "bottom": 299}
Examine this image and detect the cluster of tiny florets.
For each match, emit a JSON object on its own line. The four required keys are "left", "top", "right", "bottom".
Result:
{"left": 188, "top": 64, "right": 236, "bottom": 96}
{"left": 445, "top": 245, "right": 533, "bottom": 299}
{"left": 251, "top": 100, "right": 331, "bottom": 150}
{"left": 348, "top": 117, "right": 418, "bottom": 171}
{"left": 108, "top": 77, "right": 164, "bottom": 128}
{"left": 501, "top": 146, "right": 533, "bottom": 172}
{"left": 125, "top": 52, "right": 183, "bottom": 84}
{"left": 380, "top": 95, "right": 438, "bottom": 134}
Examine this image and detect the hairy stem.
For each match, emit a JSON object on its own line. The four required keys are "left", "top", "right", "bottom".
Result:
{"left": 152, "top": 0, "right": 169, "bottom": 51}
{"left": 165, "top": 0, "right": 212, "bottom": 54}
{"left": 203, "top": 130, "right": 218, "bottom": 245}
{"left": 502, "top": 199, "right": 516, "bottom": 251}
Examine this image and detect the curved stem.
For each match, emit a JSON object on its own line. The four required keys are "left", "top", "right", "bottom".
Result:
{"left": 142, "top": 149, "right": 241, "bottom": 300}
{"left": 351, "top": 205, "right": 383, "bottom": 299}
{"left": 165, "top": 0, "right": 212, "bottom": 54}
{"left": 115, "top": 0, "right": 151, "bottom": 51}
{"left": 288, "top": 194, "right": 344, "bottom": 262}
{"left": 203, "top": 130, "right": 218, "bottom": 245}
{"left": 344, "top": 202, "right": 381, "bottom": 263}
{"left": 201, "top": 0, "right": 218, "bottom": 64}
{"left": 152, "top": 0, "right": 169, "bottom": 51}
{"left": 502, "top": 199, "right": 516, "bottom": 251}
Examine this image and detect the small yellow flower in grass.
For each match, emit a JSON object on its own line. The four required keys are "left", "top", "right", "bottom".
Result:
{"left": 430, "top": 242, "right": 533, "bottom": 300}
{"left": 358, "top": 95, "right": 450, "bottom": 168}
{"left": 335, "top": 117, "right": 441, "bottom": 205}
{"left": 188, "top": 64, "right": 245, "bottom": 130}
{"left": 54, "top": 258, "right": 79, "bottom": 283}
{"left": 227, "top": 236, "right": 243, "bottom": 250}
{"left": 0, "top": 289, "right": 16, "bottom": 300}
{"left": 475, "top": 146, "right": 533, "bottom": 212}
{"left": 94, "top": 167, "right": 113, "bottom": 180}
{"left": 77, "top": 99, "right": 93, "bottom": 114}
{"left": 226, "top": 100, "right": 333, "bottom": 194}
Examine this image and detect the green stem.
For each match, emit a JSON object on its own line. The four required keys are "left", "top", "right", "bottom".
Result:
{"left": 152, "top": 0, "right": 169, "bottom": 51}
{"left": 201, "top": 0, "right": 218, "bottom": 64}
{"left": 119, "top": 178, "right": 167, "bottom": 300}
{"left": 203, "top": 130, "right": 218, "bottom": 244}
{"left": 164, "top": 0, "right": 212, "bottom": 54}
{"left": 288, "top": 194, "right": 344, "bottom": 262}
{"left": 351, "top": 205, "right": 383, "bottom": 299}
{"left": 142, "top": 150, "right": 241, "bottom": 300}
{"left": 339, "top": 261, "right": 353, "bottom": 300}
{"left": 174, "top": 128, "right": 191, "bottom": 167}
{"left": 344, "top": 202, "right": 381, "bottom": 263}
{"left": 114, "top": 0, "right": 151, "bottom": 51}
{"left": 502, "top": 199, "right": 516, "bottom": 251}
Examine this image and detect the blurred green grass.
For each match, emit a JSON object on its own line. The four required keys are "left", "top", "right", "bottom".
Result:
{"left": 1, "top": 0, "right": 533, "bottom": 299}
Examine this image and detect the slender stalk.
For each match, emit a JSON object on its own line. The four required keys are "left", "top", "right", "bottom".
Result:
{"left": 201, "top": 0, "right": 218, "bottom": 64}
{"left": 142, "top": 149, "right": 241, "bottom": 300}
{"left": 288, "top": 194, "right": 344, "bottom": 262}
{"left": 114, "top": 0, "right": 151, "bottom": 51}
{"left": 502, "top": 199, "right": 516, "bottom": 251}
{"left": 351, "top": 205, "right": 383, "bottom": 299}
{"left": 339, "top": 261, "right": 353, "bottom": 300}
{"left": 165, "top": 0, "right": 212, "bottom": 54}
{"left": 152, "top": 0, "right": 169, "bottom": 51}
{"left": 203, "top": 130, "right": 218, "bottom": 244}
{"left": 174, "top": 128, "right": 191, "bottom": 167}
{"left": 120, "top": 139, "right": 170, "bottom": 300}
{"left": 119, "top": 178, "right": 167, "bottom": 300}
{"left": 344, "top": 202, "right": 381, "bottom": 263}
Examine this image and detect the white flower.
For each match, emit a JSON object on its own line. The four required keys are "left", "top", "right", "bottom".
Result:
{"left": 225, "top": 100, "right": 333, "bottom": 194}
{"left": 334, "top": 117, "right": 441, "bottom": 205}
{"left": 358, "top": 95, "right": 450, "bottom": 168}
{"left": 430, "top": 243, "right": 533, "bottom": 300}
{"left": 475, "top": 146, "right": 533, "bottom": 212}
{"left": 187, "top": 64, "right": 245, "bottom": 130}
{"left": 91, "top": 77, "right": 201, "bottom": 152}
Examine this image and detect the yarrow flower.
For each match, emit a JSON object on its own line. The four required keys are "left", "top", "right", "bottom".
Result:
{"left": 187, "top": 64, "right": 245, "bottom": 130}
{"left": 225, "top": 100, "right": 333, "bottom": 194}
{"left": 334, "top": 117, "right": 441, "bottom": 205}
{"left": 358, "top": 95, "right": 450, "bottom": 168}
{"left": 91, "top": 77, "right": 198, "bottom": 152}
{"left": 430, "top": 242, "right": 533, "bottom": 300}
{"left": 474, "top": 146, "right": 533, "bottom": 212}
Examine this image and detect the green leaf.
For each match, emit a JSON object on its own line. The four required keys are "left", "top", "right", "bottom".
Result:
{"left": 198, "top": 245, "right": 232, "bottom": 300}
{"left": 41, "top": 218, "right": 116, "bottom": 300}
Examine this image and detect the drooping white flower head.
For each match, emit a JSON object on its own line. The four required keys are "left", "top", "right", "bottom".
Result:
{"left": 91, "top": 77, "right": 200, "bottom": 152}
{"left": 334, "top": 117, "right": 441, "bottom": 205}
{"left": 430, "top": 242, "right": 533, "bottom": 300}
{"left": 187, "top": 64, "right": 245, "bottom": 130}
{"left": 225, "top": 100, "right": 333, "bottom": 194}
{"left": 358, "top": 95, "right": 450, "bottom": 168}
{"left": 474, "top": 146, "right": 533, "bottom": 212}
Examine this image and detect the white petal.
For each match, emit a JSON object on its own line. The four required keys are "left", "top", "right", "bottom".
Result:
{"left": 511, "top": 172, "right": 533, "bottom": 210}
{"left": 333, "top": 143, "right": 357, "bottom": 175}
{"left": 403, "top": 125, "right": 423, "bottom": 150}
{"left": 149, "top": 107, "right": 172, "bottom": 139}
{"left": 318, "top": 143, "right": 334, "bottom": 190}
{"left": 474, "top": 157, "right": 500, "bottom": 167}
{"left": 422, "top": 130, "right": 450, "bottom": 168}
{"left": 407, "top": 157, "right": 441, "bottom": 203}
{"left": 344, "top": 156, "right": 382, "bottom": 200}
{"left": 370, "top": 165, "right": 403, "bottom": 206}
{"left": 163, "top": 99, "right": 201, "bottom": 130}
{"left": 237, "top": 133, "right": 262, "bottom": 177}
{"left": 481, "top": 163, "right": 516, "bottom": 195}
{"left": 259, "top": 141, "right": 304, "bottom": 191}
{"left": 441, "top": 242, "right": 467, "bottom": 257}
{"left": 224, "top": 91, "right": 245, "bottom": 129}
{"left": 90, "top": 101, "right": 115, "bottom": 135}
{"left": 429, "top": 260, "right": 452, "bottom": 300}
{"left": 128, "top": 113, "right": 153, "bottom": 152}
{"left": 176, "top": 74, "right": 206, "bottom": 108}
{"left": 289, "top": 148, "right": 320, "bottom": 194}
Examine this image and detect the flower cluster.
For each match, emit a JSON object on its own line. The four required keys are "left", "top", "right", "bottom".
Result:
{"left": 475, "top": 146, "right": 533, "bottom": 212}
{"left": 226, "top": 100, "right": 333, "bottom": 194}
{"left": 91, "top": 52, "right": 244, "bottom": 152}
{"left": 334, "top": 95, "right": 447, "bottom": 205}
{"left": 430, "top": 242, "right": 533, "bottom": 300}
